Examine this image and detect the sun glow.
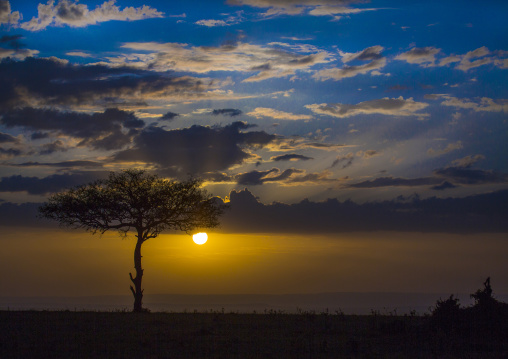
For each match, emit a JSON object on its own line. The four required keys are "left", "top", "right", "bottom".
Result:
{"left": 192, "top": 232, "right": 208, "bottom": 245}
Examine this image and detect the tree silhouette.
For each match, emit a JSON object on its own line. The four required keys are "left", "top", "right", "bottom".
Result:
{"left": 39, "top": 169, "right": 226, "bottom": 312}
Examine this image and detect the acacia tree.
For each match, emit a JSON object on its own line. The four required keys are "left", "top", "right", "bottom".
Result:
{"left": 39, "top": 169, "right": 225, "bottom": 312}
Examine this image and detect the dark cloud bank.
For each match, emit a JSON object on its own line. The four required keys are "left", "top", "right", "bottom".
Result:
{"left": 2, "top": 188, "right": 507, "bottom": 233}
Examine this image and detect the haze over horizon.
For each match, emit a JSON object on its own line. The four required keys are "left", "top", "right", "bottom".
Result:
{"left": 0, "top": 0, "right": 507, "bottom": 303}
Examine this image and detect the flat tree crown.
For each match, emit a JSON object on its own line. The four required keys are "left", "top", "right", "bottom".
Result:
{"left": 39, "top": 169, "right": 226, "bottom": 240}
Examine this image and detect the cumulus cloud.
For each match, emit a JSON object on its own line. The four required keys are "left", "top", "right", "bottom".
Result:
{"left": 218, "top": 188, "right": 508, "bottom": 233}
{"left": 247, "top": 107, "right": 313, "bottom": 120}
{"left": 113, "top": 41, "right": 331, "bottom": 82}
{"left": 20, "top": 0, "right": 163, "bottom": 31}
{"left": 395, "top": 47, "right": 441, "bottom": 67}
{"left": 0, "top": 107, "right": 144, "bottom": 150}
{"left": 113, "top": 121, "right": 276, "bottom": 174}
{"left": 0, "top": 0, "right": 20, "bottom": 25}
{"left": 305, "top": 96, "right": 429, "bottom": 118}
{"left": 313, "top": 46, "right": 387, "bottom": 81}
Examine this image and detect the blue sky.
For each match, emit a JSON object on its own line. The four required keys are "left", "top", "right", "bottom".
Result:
{"left": 1, "top": 0, "right": 507, "bottom": 225}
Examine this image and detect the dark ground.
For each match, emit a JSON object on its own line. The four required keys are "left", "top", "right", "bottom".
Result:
{"left": 1, "top": 310, "right": 507, "bottom": 358}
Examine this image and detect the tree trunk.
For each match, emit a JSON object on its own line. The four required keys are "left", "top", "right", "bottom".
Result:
{"left": 130, "top": 235, "right": 144, "bottom": 312}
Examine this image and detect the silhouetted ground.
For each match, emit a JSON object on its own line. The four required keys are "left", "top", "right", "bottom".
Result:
{"left": 1, "top": 309, "right": 507, "bottom": 358}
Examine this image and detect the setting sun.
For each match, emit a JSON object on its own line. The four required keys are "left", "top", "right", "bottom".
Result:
{"left": 192, "top": 232, "right": 208, "bottom": 245}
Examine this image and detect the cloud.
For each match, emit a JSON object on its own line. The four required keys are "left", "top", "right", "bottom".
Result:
{"left": 231, "top": 167, "right": 335, "bottom": 186}
{"left": 218, "top": 188, "right": 508, "bottom": 233}
{"left": 0, "top": 0, "right": 20, "bottom": 25}
{"left": 266, "top": 136, "right": 346, "bottom": 152}
{"left": 0, "top": 57, "right": 218, "bottom": 111}
{"left": 39, "top": 140, "right": 67, "bottom": 155}
{"left": 247, "top": 107, "right": 313, "bottom": 120}
{"left": 437, "top": 95, "right": 508, "bottom": 113}
{"left": 431, "top": 181, "right": 457, "bottom": 191}
{"left": 308, "top": 5, "right": 377, "bottom": 17}
{"left": 114, "top": 41, "right": 331, "bottom": 82}
{"left": 347, "top": 176, "right": 441, "bottom": 188}
{"left": 427, "top": 141, "right": 463, "bottom": 156}
{"left": 9, "top": 160, "right": 104, "bottom": 169}
{"left": 0, "top": 147, "right": 21, "bottom": 158}
{"left": 113, "top": 121, "right": 276, "bottom": 174}
{"left": 226, "top": 0, "right": 373, "bottom": 18}
{"left": 0, "top": 34, "right": 39, "bottom": 60}
{"left": 331, "top": 152, "right": 354, "bottom": 169}
{"left": 306, "top": 96, "right": 429, "bottom": 118}
{"left": 271, "top": 153, "right": 313, "bottom": 161}
{"left": 450, "top": 155, "right": 485, "bottom": 168}
{"left": 160, "top": 112, "right": 179, "bottom": 121}
{"left": 20, "top": 0, "right": 163, "bottom": 31}
{"left": 0, "top": 131, "right": 17, "bottom": 143}
{"left": 398, "top": 46, "right": 508, "bottom": 71}
{"left": 434, "top": 167, "right": 508, "bottom": 185}
{"left": 212, "top": 108, "right": 243, "bottom": 117}
{"left": 235, "top": 167, "right": 303, "bottom": 185}
{"left": 395, "top": 47, "right": 441, "bottom": 67}
{"left": 0, "top": 171, "right": 108, "bottom": 195}
{"left": 0, "top": 107, "right": 144, "bottom": 150}
{"left": 65, "top": 51, "right": 93, "bottom": 58}
{"left": 313, "top": 46, "right": 387, "bottom": 81}
{"left": 195, "top": 11, "right": 243, "bottom": 27}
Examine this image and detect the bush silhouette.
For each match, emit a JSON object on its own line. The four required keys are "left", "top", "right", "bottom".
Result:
{"left": 431, "top": 277, "right": 508, "bottom": 353}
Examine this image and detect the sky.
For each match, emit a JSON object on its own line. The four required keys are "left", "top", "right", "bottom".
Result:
{"left": 0, "top": 0, "right": 507, "bottom": 300}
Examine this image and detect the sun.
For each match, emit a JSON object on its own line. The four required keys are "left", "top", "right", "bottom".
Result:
{"left": 192, "top": 232, "right": 208, "bottom": 245}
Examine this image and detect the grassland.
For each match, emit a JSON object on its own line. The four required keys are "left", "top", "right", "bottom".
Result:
{"left": 1, "top": 309, "right": 507, "bottom": 358}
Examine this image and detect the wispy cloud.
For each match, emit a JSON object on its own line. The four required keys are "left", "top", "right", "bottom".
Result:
{"left": 0, "top": 0, "right": 20, "bottom": 25}
{"left": 432, "top": 95, "right": 508, "bottom": 113}
{"left": 247, "top": 107, "right": 313, "bottom": 120}
{"left": 306, "top": 97, "right": 429, "bottom": 118}
{"left": 397, "top": 46, "right": 508, "bottom": 71}
{"left": 227, "top": 0, "right": 376, "bottom": 19}
{"left": 427, "top": 141, "right": 463, "bottom": 156}
{"left": 195, "top": 11, "right": 243, "bottom": 27}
